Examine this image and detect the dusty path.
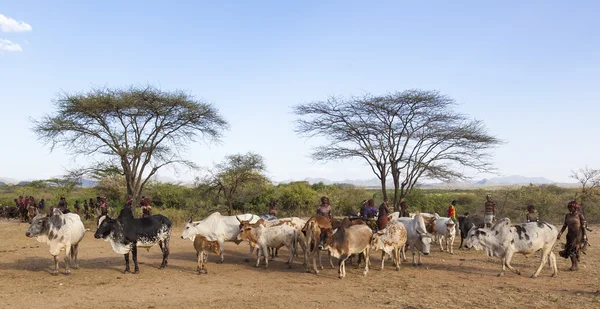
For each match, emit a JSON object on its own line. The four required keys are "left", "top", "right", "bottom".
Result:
{"left": 0, "top": 220, "right": 599, "bottom": 309}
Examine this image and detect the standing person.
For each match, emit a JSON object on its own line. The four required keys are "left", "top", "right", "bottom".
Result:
{"left": 378, "top": 198, "right": 390, "bottom": 230}
{"left": 525, "top": 204, "right": 538, "bottom": 223}
{"left": 74, "top": 200, "right": 81, "bottom": 214}
{"left": 83, "top": 200, "right": 90, "bottom": 220}
{"left": 448, "top": 200, "right": 458, "bottom": 233}
{"left": 484, "top": 194, "right": 496, "bottom": 228}
{"left": 316, "top": 196, "right": 333, "bottom": 220}
{"left": 557, "top": 201, "right": 587, "bottom": 271}
{"left": 141, "top": 197, "right": 152, "bottom": 218}
{"left": 362, "top": 199, "right": 378, "bottom": 231}
{"left": 38, "top": 198, "right": 45, "bottom": 212}
{"left": 57, "top": 197, "right": 68, "bottom": 213}
{"left": 359, "top": 200, "right": 368, "bottom": 217}
{"left": 99, "top": 197, "right": 108, "bottom": 216}
{"left": 400, "top": 200, "right": 409, "bottom": 217}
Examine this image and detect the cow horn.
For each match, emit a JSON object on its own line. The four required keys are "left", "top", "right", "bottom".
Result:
{"left": 236, "top": 215, "right": 241, "bottom": 223}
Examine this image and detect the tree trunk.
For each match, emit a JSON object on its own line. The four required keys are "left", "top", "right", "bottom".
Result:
{"left": 379, "top": 177, "right": 388, "bottom": 201}
{"left": 393, "top": 176, "right": 400, "bottom": 212}
{"left": 227, "top": 199, "right": 233, "bottom": 216}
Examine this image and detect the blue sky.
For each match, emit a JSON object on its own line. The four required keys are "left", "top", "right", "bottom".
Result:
{"left": 0, "top": 1, "right": 598, "bottom": 184}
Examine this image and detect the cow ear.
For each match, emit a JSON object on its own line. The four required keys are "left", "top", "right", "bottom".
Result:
{"left": 257, "top": 219, "right": 265, "bottom": 226}
{"left": 188, "top": 216, "right": 193, "bottom": 223}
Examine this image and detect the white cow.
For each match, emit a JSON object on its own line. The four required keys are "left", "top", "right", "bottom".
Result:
{"left": 431, "top": 213, "right": 456, "bottom": 253}
{"left": 25, "top": 209, "right": 85, "bottom": 275}
{"left": 370, "top": 220, "right": 408, "bottom": 271}
{"left": 237, "top": 218, "right": 297, "bottom": 268}
{"left": 264, "top": 217, "right": 308, "bottom": 264}
{"left": 181, "top": 212, "right": 260, "bottom": 263}
{"left": 397, "top": 213, "right": 433, "bottom": 266}
{"left": 465, "top": 218, "right": 558, "bottom": 278}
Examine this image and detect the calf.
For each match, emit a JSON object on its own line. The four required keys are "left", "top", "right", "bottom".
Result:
{"left": 465, "top": 218, "right": 558, "bottom": 278}
{"left": 397, "top": 213, "right": 433, "bottom": 266}
{"left": 94, "top": 208, "right": 172, "bottom": 274}
{"left": 431, "top": 214, "right": 456, "bottom": 253}
{"left": 25, "top": 209, "right": 85, "bottom": 275}
{"left": 458, "top": 213, "right": 484, "bottom": 249}
{"left": 370, "top": 220, "right": 407, "bottom": 271}
{"left": 193, "top": 235, "right": 222, "bottom": 274}
{"left": 318, "top": 224, "right": 372, "bottom": 279}
{"left": 302, "top": 215, "right": 334, "bottom": 273}
{"left": 237, "top": 218, "right": 297, "bottom": 268}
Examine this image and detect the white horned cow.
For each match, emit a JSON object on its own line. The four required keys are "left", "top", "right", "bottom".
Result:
{"left": 397, "top": 213, "right": 433, "bottom": 266}
{"left": 429, "top": 213, "right": 456, "bottom": 253}
{"left": 25, "top": 209, "right": 85, "bottom": 275}
{"left": 181, "top": 212, "right": 260, "bottom": 263}
{"left": 318, "top": 218, "right": 373, "bottom": 279}
{"left": 264, "top": 217, "right": 308, "bottom": 264}
{"left": 465, "top": 218, "right": 558, "bottom": 278}
{"left": 370, "top": 220, "right": 407, "bottom": 271}
{"left": 236, "top": 218, "right": 297, "bottom": 268}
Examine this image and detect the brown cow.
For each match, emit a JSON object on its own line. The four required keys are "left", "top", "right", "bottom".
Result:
{"left": 193, "top": 235, "right": 222, "bottom": 275}
{"left": 302, "top": 215, "right": 333, "bottom": 273}
{"left": 318, "top": 224, "right": 373, "bottom": 279}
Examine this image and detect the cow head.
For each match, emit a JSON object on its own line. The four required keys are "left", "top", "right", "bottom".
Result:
{"left": 25, "top": 214, "right": 50, "bottom": 238}
{"left": 94, "top": 215, "right": 117, "bottom": 239}
{"left": 413, "top": 214, "right": 432, "bottom": 255}
{"left": 464, "top": 228, "right": 488, "bottom": 250}
{"left": 318, "top": 228, "right": 334, "bottom": 250}
{"left": 236, "top": 218, "right": 262, "bottom": 244}
{"left": 181, "top": 217, "right": 199, "bottom": 240}
{"left": 370, "top": 230, "right": 386, "bottom": 251}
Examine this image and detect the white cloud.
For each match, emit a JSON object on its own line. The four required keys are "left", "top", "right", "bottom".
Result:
{"left": 0, "top": 14, "right": 32, "bottom": 32}
{"left": 0, "top": 39, "right": 22, "bottom": 52}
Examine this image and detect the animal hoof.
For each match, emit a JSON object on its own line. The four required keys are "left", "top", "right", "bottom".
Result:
{"left": 288, "top": 265, "right": 293, "bottom": 269}
{"left": 243, "top": 258, "right": 250, "bottom": 263}
{"left": 395, "top": 267, "right": 400, "bottom": 271}
{"left": 64, "top": 271, "right": 71, "bottom": 276}
{"left": 530, "top": 275, "right": 537, "bottom": 279}
{"left": 318, "top": 266, "right": 324, "bottom": 270}
{"left": 159, "top": 265, "right": 165, "bottom": 269}
{"left": 51, "top": 272, "right": 59, "bottom": 276}
{"left": 417, "top": 263, "right": 423, "bottom": 266}
{"left": 412, "top": 263, "right": 417, "bottom": 267}
{"left": 133, "top": 270, "right": 139, "bottom": 274}
{"left": 72, "top": 265, "right": 80, "bottom": 269}
{"left": 551, "top": 273, "right": 557, "bottom": 278}
{"left": 195, "top": 270, "right": 201, "bottom": 275}
{"left": 379, "top": 267, "right": 384, "bottom": 271}
{"left": 497, "top": 273, "right": 503, "bottom": 277}
{"left": 253, "top": 265, "right": 259, "bottom": 268}
{"left": 516, "top": 271, "right": 521, "bottom": 275}
{"left": 123, "top": 270, "right": 129, "bottom": 274}
{"left": 216, "top": 260, "right": 224, "bottom": 264}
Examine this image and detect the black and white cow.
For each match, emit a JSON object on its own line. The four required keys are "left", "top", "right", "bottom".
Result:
{"left": 94, "top": 207, "right": 172, "bottom": 274}
{"left": 465, "top": 218, "right": 558, "bottom": 278}
{"left": 25, "top": 209, "right": 85, "bottom": 275}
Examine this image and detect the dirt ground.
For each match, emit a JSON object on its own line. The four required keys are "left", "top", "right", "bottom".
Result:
{"left": 0, "top": 220, "right": 599, "bottom": 309}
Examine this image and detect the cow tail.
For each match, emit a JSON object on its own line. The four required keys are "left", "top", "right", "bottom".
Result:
{"left": 293, "top": 229, "right": 298, "bottom": 257}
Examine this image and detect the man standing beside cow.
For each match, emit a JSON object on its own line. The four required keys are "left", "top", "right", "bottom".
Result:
{"left": 484, "top": 194, "right": 496, "bottom": 228}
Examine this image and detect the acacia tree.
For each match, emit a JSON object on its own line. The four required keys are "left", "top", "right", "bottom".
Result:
{"left": 294, "top": 90, "right": 502, "bottom": 211}
{"left": 570, "top": 166, "right": 600, "bottom": 213}
{"left": 294, "top": 96, "right": 391, "bottom": 200}
{"left": 381, "top": 90, "right": 501, "bottom": 208}
{"left": 33, "top": 85, "right": 228, "bottom": 205}
{"left": 203, "top": 152, "right": 269, "bottom": 215}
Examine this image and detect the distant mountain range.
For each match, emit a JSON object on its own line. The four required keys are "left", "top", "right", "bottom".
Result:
{"left": 283, "top": 175, "right": 578, "bottom": 188}
{"left": 0, "top": 178, "right": 98, "bottom": 188}
{"left": 0, "top": 175, "right": 579, "bottom": 188}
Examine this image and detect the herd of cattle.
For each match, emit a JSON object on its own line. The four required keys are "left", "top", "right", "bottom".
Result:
{"left": 23, "top": 208, "right": 560, "bottom": 279}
